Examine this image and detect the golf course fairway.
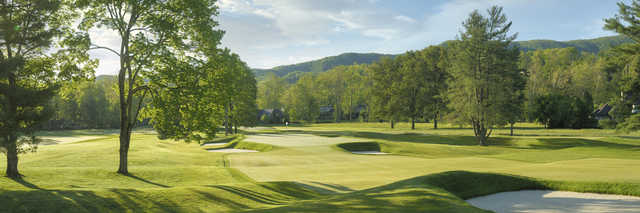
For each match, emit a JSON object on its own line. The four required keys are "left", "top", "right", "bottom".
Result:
{"left": 1, "top": 123, "right": 640, "bottom": 212}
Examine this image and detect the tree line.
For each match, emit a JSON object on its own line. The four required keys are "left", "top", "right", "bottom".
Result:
{"left": 1, "top": 0, "right": 257, "bottom": 178}
{"left": 258, "top": 4, "right": 640, "bottom": 145}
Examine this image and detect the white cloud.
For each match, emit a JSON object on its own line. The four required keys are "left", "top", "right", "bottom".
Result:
{"left": 363, "top": 29, "right": 398, "bottom": 40}
{"left": 394, "top": 15, "right": 415, "bottom": 23}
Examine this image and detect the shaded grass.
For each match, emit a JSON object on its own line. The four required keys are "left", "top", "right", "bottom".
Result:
{"left": 335, "top": 142, "right": 381, "bottom": 152}
{"left": 0, "top": 182, "right": 322, "bottom": 213}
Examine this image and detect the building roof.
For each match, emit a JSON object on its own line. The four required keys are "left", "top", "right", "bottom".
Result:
{"left": 593, "top": 104, "right": 612, "bottom": 117}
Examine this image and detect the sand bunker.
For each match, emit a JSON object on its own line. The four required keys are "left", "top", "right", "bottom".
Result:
{"left": 351, "top": 151, "right": 387, "bottom": 155}
{"left": 201, "top": 142, "right": 227, "bottom": 147}
{"left": 245, "top": 134, "right": 368, "bottom": 147}
{"left": 466, "top": 190, "right": 640, "bottom": 213}
{"left": 39, "top": 136, "right": 107, "bottom": 145}
{"left": 207, "top": 148, "right": 258, "bottom": 153}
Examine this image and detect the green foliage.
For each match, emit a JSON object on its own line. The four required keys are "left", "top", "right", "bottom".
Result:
{"left": 599, "top": 119, "right": 618, "bottom": 129}
{"left": 618, "top": 114, "right": 640, "bottom": 133}
{"left": 281, "top": 74, "right": 319, "bottom": 122}
{"left": 257, "top": 73, "right": 287, "bottom": 110}
{"left": 446, "top": 6, "right": 521, "bottom": 145}
{"left": 46, "top": 76, "right": 120, "bottom": 130}
{"left": 515, "top": 35, "right": 632, "bottom": 53}
{"left": 529, "top": 93, "right": 597, "bottom": 129}
{"left": 0, "top": 0, "right": 94, "bottom": 178}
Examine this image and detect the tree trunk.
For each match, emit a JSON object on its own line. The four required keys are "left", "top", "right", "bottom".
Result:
{"left": 390, "top": 119, "right": 395, "bottom": 129}
{"left": 510, "top": 122, "right": 514, "bottom": 136}
{"left": 411, "top": 117, "right": 416, "bottom": 130}
{"left": 5, "top": 135, "right": 20, "bottom": 179}
{"left": 433, "top": 113, "right": 438, "bottom": 129}
{"left": 234, "top": 122, "right": 238, "bottom": 134}
{"left": 224, "top": 103, "right": 230, "bottom": 136}
{"left": 472, "top": 121, "right": 489, "bottom": 146}
{"left": 117, "top": 129, "right": 130, "bottom": 175}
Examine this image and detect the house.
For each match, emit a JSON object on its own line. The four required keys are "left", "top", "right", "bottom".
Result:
{"left": 593, "top": 104, "right": 613, "bottom": 120}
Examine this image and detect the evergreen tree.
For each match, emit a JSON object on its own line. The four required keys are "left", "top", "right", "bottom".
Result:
{"left": 0, "top": 0, "right": 93, "bottom": 178}
{"left": 447, "top": 6, "right": 520, "bottom": 145}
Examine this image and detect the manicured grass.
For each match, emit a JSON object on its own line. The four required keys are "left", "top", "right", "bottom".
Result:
{"left": 0, "top": 131, "right": 322, "bottom": 212}
{"left": 252, "top": 171, "right": 640, "bottom": 212}
{"left": 2, "top": 123, "right": 640, "bottom": 212}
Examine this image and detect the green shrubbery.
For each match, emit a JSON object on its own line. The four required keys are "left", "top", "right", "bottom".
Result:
{"left": 598, "top": 119, "right": 617, "bottom": 129}
{"left": 529, "top": 93, "right": 597, "bottom": 129}
{"left": 618, "top": 114, "right": 640, "bottom": 133}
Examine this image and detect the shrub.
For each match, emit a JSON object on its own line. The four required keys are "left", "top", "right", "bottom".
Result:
{"left": 598, "top": 119, "right": 617, "bottom": 129}
{"left": 618, "top": 114, "right": 640, "bottom": 133}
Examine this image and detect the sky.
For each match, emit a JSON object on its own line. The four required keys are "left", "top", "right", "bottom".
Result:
{"left": 90, "top": 0, "right": 621, "bottom": 75}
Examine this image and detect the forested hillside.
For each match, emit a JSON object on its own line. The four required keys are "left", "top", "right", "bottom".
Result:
{"left": 253, "top": 53, "right": 394, "bottom": 80}
{"left": 515, "top": 35, "right": 631, "bottom": 53}
{"left": 253, "top": 35, "right": 632, "bottom": 81}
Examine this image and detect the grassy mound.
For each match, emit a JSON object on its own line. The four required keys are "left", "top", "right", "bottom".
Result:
{"left": 203, "top": 135, "right": 277, "bottom": 152}
{"left": 253, "top": 171, "right": 640, "bottom": 212}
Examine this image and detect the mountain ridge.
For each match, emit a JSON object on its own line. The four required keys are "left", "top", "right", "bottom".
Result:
{"left": 252, "top": 35, "right": 633, "bottom": 81}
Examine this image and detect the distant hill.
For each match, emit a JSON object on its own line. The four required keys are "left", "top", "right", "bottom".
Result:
{"left": 252, "top": 52, "right": 394, "bottom": 81}
{"left": 513, "top": 35, "right": 632, "bottom": 53}
{"left": 255, "top": 35, "right": 635, "bottom": 81}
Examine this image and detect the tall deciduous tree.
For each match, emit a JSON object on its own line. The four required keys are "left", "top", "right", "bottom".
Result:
{"left": 369, "top": 57, "right": 401, "bottom": 128}
{"left": 257, "top": 73, "right": 286, "bottom": 110}
{"left": 0, "top": 0, "right": 94, "bottom": 178}
{"left": 447, "top": 6, "right": 520, "bottom": 146}
{"left": 282, "top": 73, "right": 319, "bottom": 122}
{"left": 79, "top": 0, "right": 223, "bottom": 174}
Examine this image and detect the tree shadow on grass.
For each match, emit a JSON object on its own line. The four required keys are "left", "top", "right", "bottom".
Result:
{"left": 531, "top": 138, "right": 640, "bottom": 150}
{"left": 296, "top": 130, "right": 640, "bottom": 151}
{"left": 308, "top": 130, "right": 517, "bottom": 147}
{"left": 208, "top": 185, "right": 286, "bottom": 205}
{"left": 309, "top": 181, "right": 355, "bottom": 192}
{"left": 123, "top": 173, "right": 170, "bottom": 188}
{"left": 3, "top": 178, "right": 185, "bottom": 212}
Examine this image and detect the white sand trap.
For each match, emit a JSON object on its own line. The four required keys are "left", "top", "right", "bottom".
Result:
{"left": 245, "top": 134, "right": 368, "bottom": 147}
{"left": 467, "top": 190, "right": 640, "bottom": 213}
{"left": 39, "top": 136, "right": 107, "bottom": 145}
{"left": 351, "top": 151, "right": 387, "bottom": 155}
{"left": 207, "top": 148, "right": 258, "bottom": 153}
{"left": 201, "top": 142, "right": 227, "bottom": 147}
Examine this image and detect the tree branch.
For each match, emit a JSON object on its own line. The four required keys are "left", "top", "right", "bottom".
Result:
{"left": 90, "top": 45, "right": 121, "bottom": 56}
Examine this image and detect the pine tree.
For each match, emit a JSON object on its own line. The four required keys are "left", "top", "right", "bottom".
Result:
{"left": 447, "top": 6, "right": 520, "bottom": 145}
{"left": 1, "top": 0, "right": 93, "bottom": 178}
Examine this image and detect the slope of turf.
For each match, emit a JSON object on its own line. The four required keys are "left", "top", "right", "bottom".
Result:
{"left": 2, "top": 124, "right": 640, "bottom": 212}
{"left": 252, "top": 171, "right": 640, "bottom": 212}
{"left": 0, "top": 131, "right": 322, "bottom": 212}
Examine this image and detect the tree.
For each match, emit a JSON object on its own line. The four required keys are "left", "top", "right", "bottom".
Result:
{"left": 447, "top": 6, "right": 520, "bottom": 146}
{"left": 257, "top": 73, "right": 286, "bottom": 110}
{"left": 604, "top": 0, "right": 640, "bottom": 125}
{"left": 369, "top": 57, "right": 401, "bottom": 128}
{"left": 80, "top": 0, "right": 223, "bottom": 174}
{"left": 282, "top": 74, "right": 319, "bottom": 122}
{"left": 0, "top": 0, "right": 93, "bottom": 178}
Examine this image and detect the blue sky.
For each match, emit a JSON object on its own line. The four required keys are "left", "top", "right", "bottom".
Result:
{"left": 91, "top": 0, "right": 622, "bottom": 75}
